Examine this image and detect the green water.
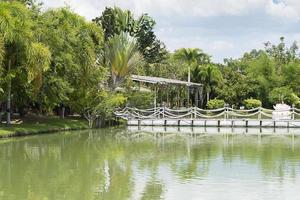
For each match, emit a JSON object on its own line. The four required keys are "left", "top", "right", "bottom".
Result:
{"left": 0, "top": 128, "right": 300, "bottom": 200}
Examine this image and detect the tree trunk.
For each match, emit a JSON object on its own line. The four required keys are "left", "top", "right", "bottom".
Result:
{"left": 61, "top": 106, "right": 65, "bottom": 119}
{"left": 6, "top": 58, "right": 12, "bottom": 126}
{"left": 206, "top": 91, "right": 210, "bottom": 103}
{"left": 0, "top": 103, "right": 2, "bottom": 123}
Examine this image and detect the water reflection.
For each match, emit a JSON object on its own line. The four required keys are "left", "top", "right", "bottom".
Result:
{"left": 0, "top": 128, "right": 299, "bottom": 200}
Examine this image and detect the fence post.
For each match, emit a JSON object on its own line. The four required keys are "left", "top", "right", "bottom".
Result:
{"left": 162, "top": 106, "right": 165, "bottom": 119}
{"left": 258, "top": 107, "right": 261, "bottom": 119}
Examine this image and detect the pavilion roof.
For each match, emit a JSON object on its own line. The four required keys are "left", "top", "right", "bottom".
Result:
{"left": 131, "top": 75, "right": 202, "bottom": 87}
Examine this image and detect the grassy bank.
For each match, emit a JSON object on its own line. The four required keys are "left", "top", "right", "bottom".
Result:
{"left": 0, "top": 116, "right": 89, "bottom": 138}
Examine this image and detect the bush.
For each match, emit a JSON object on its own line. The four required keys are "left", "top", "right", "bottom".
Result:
{"left": 127, "top": 91, "right": 154, "bottom": 109}
{"left": 243, "top": 98, "right": 262, "bottom": 109}
{"left": 294, "top": 101, "right": 300, "bottom": 108}
{"left": 269, "top": 87, "right": 300, "bottom": 105}
{"left": 207, "top": 99, "right": 225, "bottom": 109}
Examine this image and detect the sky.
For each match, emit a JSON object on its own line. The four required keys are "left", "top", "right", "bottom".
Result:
{"left": 42, "top": 0, "right": 300, "bottom": 63}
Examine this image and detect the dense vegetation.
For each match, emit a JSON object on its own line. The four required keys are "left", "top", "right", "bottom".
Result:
{"left": 1, "top": 0, "right": 300, "bottom": 127}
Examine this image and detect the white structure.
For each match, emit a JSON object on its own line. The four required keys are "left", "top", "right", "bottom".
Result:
{"left": 272, "top": 103, "right": 291, "bottom": 120}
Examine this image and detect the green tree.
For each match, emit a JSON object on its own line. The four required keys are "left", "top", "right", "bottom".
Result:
{"left": 245, "top": 53, "right": 279, "bottom": 106}
{"left": 197, "top": 65, "right": 222, "bottom": 102}
{"left": 82, "top": 89, "right": 126, "bottom": 128}
{"left": 264, "top": 37, "right": 298, "bottom": 68}
{"left": 269, "top": 87, "right": 300, "bottom": 105}
{"left": 36, "top": 8, "right": 104, "bottom": 114}
{"left": 0, "top": 2, "right": 51, "bottom": 125}
{"left": 216, "top": 67, "right": 257, "bottom": 106}
{"left": 173, "top": 48, "right": 210, "bottom": 66}
{"left": 93, "top": 6, "right": 167, "bottom": 63}
{"left": 104, "top": 32, "right": 143, "bottom": 89}
{"left": 282, "top": 62, "right": 300, "bottom": 96}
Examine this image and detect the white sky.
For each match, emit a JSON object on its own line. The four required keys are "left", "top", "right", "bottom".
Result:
{"left": 42, "top": 0, "right": 300, "bottom": 63}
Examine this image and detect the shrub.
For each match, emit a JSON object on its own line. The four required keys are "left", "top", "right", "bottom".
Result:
{"left": 294, "top": 101, "right": 300, "bottom": 108}
{"left": 243, "top": 98, "right": 262, "bottom": 109}
{"left": 127, "top": 91, "right": 154, "bottom": 109}
{"left": 207, "top": 99, "right": 225, "bottom": 109}
{"left": 269, "top": 87, "right": 300, "bottom": 105}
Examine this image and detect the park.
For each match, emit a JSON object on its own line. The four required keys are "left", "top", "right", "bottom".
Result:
{"left": 1, "top": 0, "right": 300, "bottom": 200}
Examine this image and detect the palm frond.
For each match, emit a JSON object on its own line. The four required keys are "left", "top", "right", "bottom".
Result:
{"left": 105, "top": 32, "right": 143, "bottom": 88}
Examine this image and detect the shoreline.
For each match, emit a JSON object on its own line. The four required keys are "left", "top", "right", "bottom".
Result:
{"left": 0, "top": 127, "right": 90, "bottom": 139}
{"left": 0, "top": 117, "right": 89, "bottom": 139}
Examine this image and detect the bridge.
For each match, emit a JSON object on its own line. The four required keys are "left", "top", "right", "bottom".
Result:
{"left": 114, "top": 106, "right": 300, "bottom": 128}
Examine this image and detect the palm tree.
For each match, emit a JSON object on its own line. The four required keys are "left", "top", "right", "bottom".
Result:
{"left": 0, "top": 2, "right": 51, "bottom": 125}
{"left": 173, "top": 48, "right": 211, "bottom": 106}
{"left": 198, "top": 65, "right": 223, "bottom": 102}
{"left": 173, "top": 48, "right": 211, "bottom": 66}
{"left": 105, "top": 32, "right": 143, "bottom": 89}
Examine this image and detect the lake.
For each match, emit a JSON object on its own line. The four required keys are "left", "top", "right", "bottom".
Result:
{"left": 0, "top": 128, "right": 300, "bottom": 200}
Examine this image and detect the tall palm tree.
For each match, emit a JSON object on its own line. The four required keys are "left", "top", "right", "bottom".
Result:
{"left": 199, "top": 65, "right": 223, "bottom": 102}
{"left": 173, "top": 48, "right": 211, "bottom": 106}
{"left": 173, "top": 48, "right": 211, "bottom": 66}
{"left": 105, "top": 32, "right": 143, "bottom": 89}
{"left": 0, "top": 2, "right": 51, "bottom": 125}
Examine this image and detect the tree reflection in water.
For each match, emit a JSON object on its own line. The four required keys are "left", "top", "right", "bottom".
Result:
{"left": 0, "top": 129, "right": 300, "bottom": 200}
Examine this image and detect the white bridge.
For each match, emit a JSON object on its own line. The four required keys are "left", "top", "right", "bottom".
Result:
{"left": 115, "top": 106, "right": 300, "bottom": 128}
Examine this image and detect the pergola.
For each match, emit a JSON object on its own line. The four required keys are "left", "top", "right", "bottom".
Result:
{"left": 131, "top": 75, "right": 203, "bottom": 107}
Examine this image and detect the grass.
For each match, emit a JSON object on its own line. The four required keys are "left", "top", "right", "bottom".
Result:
{"left": 0, "top": 116, "right": 89, "bottom": 138}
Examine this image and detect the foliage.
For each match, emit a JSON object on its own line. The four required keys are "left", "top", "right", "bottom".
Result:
{"left": 197, "top": 65, "right": 222, "bottom": 102}
{"left": 127, "top": 91, "right": 154, "bottom": 109}
{"left": 243, "top": 98, "right": 262, "bottom": 109}
{"left": 207, "top": 99, "right": 225, "bottom": 109}
{"left": 0, "top": 1, "right": 51, "bottom": 124}
{"left": 82, "top": 89, "right": 126, "bottom": 128}
{"left": 105, "top": 32, "right": 143, "bottom": 88}
{"left": 36, "top": 8, "right": 104, "bottom": 113}
{"left": 216, "top": 67, "right": 257, "bottom": 106}
{"left": 281, "top": 62, "right": 300, "bottom": 95}
{"left": 269, "top": 87, "right": 300, "bottom": 105}
{"left": 264, "top": 37, "right": 298, "bottom": 66}
{"left": 174, "top": 48, "right": 211, "bottom": 66}
{"left": 3, "top": 0, "right": 300, "bottom": 128}
{"left": 93, "top": 6, "right": 167, "bottom": 63}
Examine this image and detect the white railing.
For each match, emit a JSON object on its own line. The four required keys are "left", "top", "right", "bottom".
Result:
{"left": 114, "top": 106, "right": 300, "bottom": 120}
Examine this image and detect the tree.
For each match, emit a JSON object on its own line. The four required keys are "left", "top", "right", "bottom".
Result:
{"left": 282, "top": 62, "right": 300, "bottom": 96}
{"left": 245, "top": 53, "right": 279, "bottom": 106}
{"left": 269, "top": 87, "right": 300, "bottom": 105}
{"left": 104, "top": 32, "right": 143, "bottom": 89}
{"left": 264, "top": 37, "right": 298, "bottom": 70}
{"left": 36, "top": 8, "right": 104, "bottom": 115}
{"left": 0, "top": 2, "right": 51, "bottom": 125}
{"left": 82, "top": 89, "right": 126, "bottom": 128}
{"left": 173, "top": 48, "right": 210, "bottom": 66}
{"left": 93, "top": 6, "right": 167, "bottom": 64}
{"left": 216, "top": 67, "right": 257, "bottom": 106}
{"left": 197, "top": 65, "right": 222, "bottom": 102}
{"left": 0, "top": 36, "right": 4, "bottom": 96}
